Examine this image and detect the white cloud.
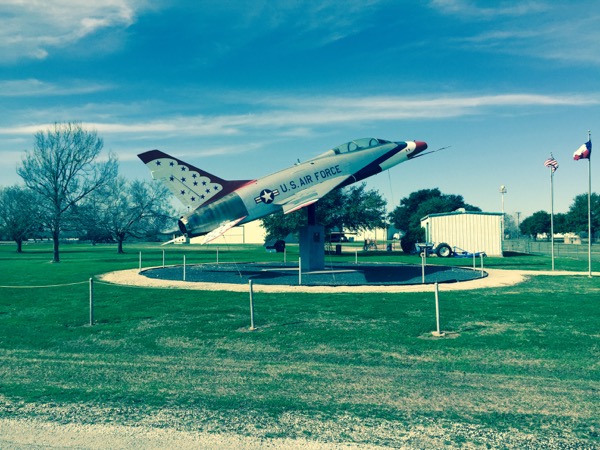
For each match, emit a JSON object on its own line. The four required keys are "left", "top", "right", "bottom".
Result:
{"left": 430, "top": 1, "right": 600, "bottom": 65}
{"left": 0, "top": 0, "right": 387, "bottom": 65}
{"left": 430, "top": 0, "right": 548, "bottom": 18}
{"left": 184, "top": 0, "right": 392, "bottom": 56}
{"left": 246, "top": 93, "right": 599, "bottom": 126}
{"left": 0, "top": 92, "right": 596, "bottom": 139}
{"left": 0, "top": 0, "right": 145, "bottom": 62}
{"left": 0, "top": 79, "right": 112, "bottom": 97}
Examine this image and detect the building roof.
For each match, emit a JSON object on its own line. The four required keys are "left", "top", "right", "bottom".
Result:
{"left": 421, "top": 210, "right": 504, "bottom": 221}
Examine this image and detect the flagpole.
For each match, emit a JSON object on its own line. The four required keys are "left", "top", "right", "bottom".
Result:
{"left": 587, "top": 130, "right": 592, "bottom": 277}
{"left": 550, "top": 163, "right": 555, "bottom": 271}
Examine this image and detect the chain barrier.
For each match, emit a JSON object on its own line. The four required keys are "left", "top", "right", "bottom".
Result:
{"left": 0, "top": 280, "right": 89, "bottom": 289}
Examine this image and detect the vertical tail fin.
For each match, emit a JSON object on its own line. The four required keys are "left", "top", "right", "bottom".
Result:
{"left": 138, "top": 150, "right": 253, "bottom": 209}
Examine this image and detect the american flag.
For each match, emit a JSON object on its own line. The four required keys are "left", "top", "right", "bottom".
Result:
{"left": 544, "top": 156, "right": 558, "bottom": 172}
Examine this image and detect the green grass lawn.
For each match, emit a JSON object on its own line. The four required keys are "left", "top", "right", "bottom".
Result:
{"left": 0, "top": 242, "right": 598, "bottom": 448}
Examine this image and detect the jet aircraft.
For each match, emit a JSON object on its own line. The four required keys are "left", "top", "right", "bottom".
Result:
{"left": 138, "top": 137, "right": 427, "bottom": 244}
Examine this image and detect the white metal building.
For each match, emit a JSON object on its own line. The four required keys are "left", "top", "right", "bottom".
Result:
{"left": 420, "top": 211, "right": 504, "bottom": 257}
{"left": 190, "top": 220, "right": 267, "bottom": 244}
{"left": 191, "top": 221, "right": 389, "bottom": 246}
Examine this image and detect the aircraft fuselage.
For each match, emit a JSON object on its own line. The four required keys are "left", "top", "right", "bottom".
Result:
{"left": 179, "top": 138, "right": 427, "bottom": 238}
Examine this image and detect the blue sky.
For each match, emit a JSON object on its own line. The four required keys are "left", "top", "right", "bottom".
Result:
{"left": 1, "top": 0, "right": 599, "bottom": 220}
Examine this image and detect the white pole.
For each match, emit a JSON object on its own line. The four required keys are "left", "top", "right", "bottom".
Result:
{"left": 284, "top": 246, "right": 287, "bottom": 264}
{"left": 248, "top": 280, "right": 256, "bottom": 331}
{"left": 216, "top": 247, "right": 219, "bottom": 265}
{"left": 587, "top": 131, "right": 592, "bottom": 277}
{"left": 138, "top": 251, "right": 142, "bottom": 273}
{"left": 550, "top": 165, "right": 555, "bottom": 271}
{"left": 89, "top": 277, "right": 94, "bottom": 326}
{"left": 355, "top": 250, "right": 358, "bottom": 264}
{"left": 435, "top": 282, "right": 440, "bottom": 334}
{"left": 500, "top": 185, "right": 507, "bottom": 241}
{"left": 421, "top": 251, "right": 426, "bottom": 284}
{"left": 183, "top": 255, "right": 186, "bottom": 281}
{"left": 480, "top": 254, "right": 484, "bottom": 277}
{"left": 298, "top": 257, "right": 302, "bottom": 285}
{"left": 432, "top": 282, "right": 444, "bottom": 337}
{"left": 162, "top": 249, "right": 165, "bottom": 268}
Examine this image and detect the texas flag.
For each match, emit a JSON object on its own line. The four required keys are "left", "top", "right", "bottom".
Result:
{"left": 573, "top": 140, "right": 592, "bottom": 160}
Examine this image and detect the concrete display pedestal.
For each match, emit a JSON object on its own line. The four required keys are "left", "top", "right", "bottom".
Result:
{"left": 299, "top": 224, "right": 325, "bottom": 271}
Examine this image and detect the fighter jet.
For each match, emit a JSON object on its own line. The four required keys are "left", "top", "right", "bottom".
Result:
{"left": 138, "top": 137, "right": 427, "bottom": 244}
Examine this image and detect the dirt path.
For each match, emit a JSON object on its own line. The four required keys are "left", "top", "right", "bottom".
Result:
{"left": 0, "top": 418, "right": 386, "bottom": 450}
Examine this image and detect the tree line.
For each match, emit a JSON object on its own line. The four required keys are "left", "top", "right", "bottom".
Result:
{"left": 1, "top": 122, "right": 597, "bottom": 259}
{"left": 518, "top": 194, "right": 600, "bottom": 240}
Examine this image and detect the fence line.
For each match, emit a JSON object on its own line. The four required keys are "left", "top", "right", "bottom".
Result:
{"left": 503, "top": 239, "right": 600, "bottom": 261}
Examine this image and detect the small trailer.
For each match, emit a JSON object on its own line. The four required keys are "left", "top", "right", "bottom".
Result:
{"left": 451, "top": 247, "right": 487, "bottom": 258}
{"left": 415, "top": 243, "right": 487, "bottom": 258}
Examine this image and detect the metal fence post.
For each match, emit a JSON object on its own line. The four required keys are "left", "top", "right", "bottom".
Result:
{"left": 432, "top": 282, "right": 444, "bottom": 337}
{"left": 249, "top": 280, "right": 256, "bottom": 331}
{"left": 435, "top": 282, "right": 440, "bottom": 334}
{"left": 89, "top": 278, "right": 94, "bottom": 326}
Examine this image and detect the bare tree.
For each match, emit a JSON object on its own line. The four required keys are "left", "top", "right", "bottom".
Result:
{"left": 0, "top": 185, "right": 42, "bottom": 253}
{"left": 79, "top": 177, "right": 174, "bottom": 253}
{"left": 17, "top": 122, "right": 118, "bottom": 262}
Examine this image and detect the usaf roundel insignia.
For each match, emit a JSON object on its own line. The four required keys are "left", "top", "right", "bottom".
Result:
{"left": 255, "top": 188, "right": 280, "bottom": 204}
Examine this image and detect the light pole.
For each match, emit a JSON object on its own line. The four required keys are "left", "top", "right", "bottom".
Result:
{"left": 500, "top": 185, "right": 507, "bottom": 242}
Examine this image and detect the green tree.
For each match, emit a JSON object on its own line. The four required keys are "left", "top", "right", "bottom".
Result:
{"left": 553, "top": 213, "right": 569, "bottom": 234}
{"left": 519, "top": 211, "right": 550, "bottom": 239}
{"left": 339, "top": 183, "right": 387, "bottom": 232}
{"left": 389, "top": 188, "right": 481, "bottom": 252}
{"left": 17, "top": 122, "right": 118, "bottom": 262}
{"left": 566, "top": 193, "right": 600, "bottom": 238}
{"left": 504, "top": 213, "right": 518, "bottom": 239}
{"left": 261, "top": 183, "right": 386, "bottom": 241}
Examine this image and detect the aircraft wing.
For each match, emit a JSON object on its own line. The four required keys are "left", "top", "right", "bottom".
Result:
{"left": 282, "top": 198, "right": 319, "bottom": 214}
{"left": 276, "top": 176, "right": 344, "bottom": 215}
{"left": 200, "top": 216, "right": 247, "bottom": 245}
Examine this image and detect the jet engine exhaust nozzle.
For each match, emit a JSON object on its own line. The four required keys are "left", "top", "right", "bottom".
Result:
{"left": 178, "top": 217, "right": 188, "bottom": 236}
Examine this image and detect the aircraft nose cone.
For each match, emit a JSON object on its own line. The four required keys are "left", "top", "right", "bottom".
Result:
{"left": 414, "top": 141, "right": 428, "bottom": 153}
{"left": 404, "top": 140, "right": 427, "bottom": 158}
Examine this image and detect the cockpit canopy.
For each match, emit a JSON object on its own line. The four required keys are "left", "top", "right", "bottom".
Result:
{"left": 331, "top": 138, "right": 391, "bottom": 154}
